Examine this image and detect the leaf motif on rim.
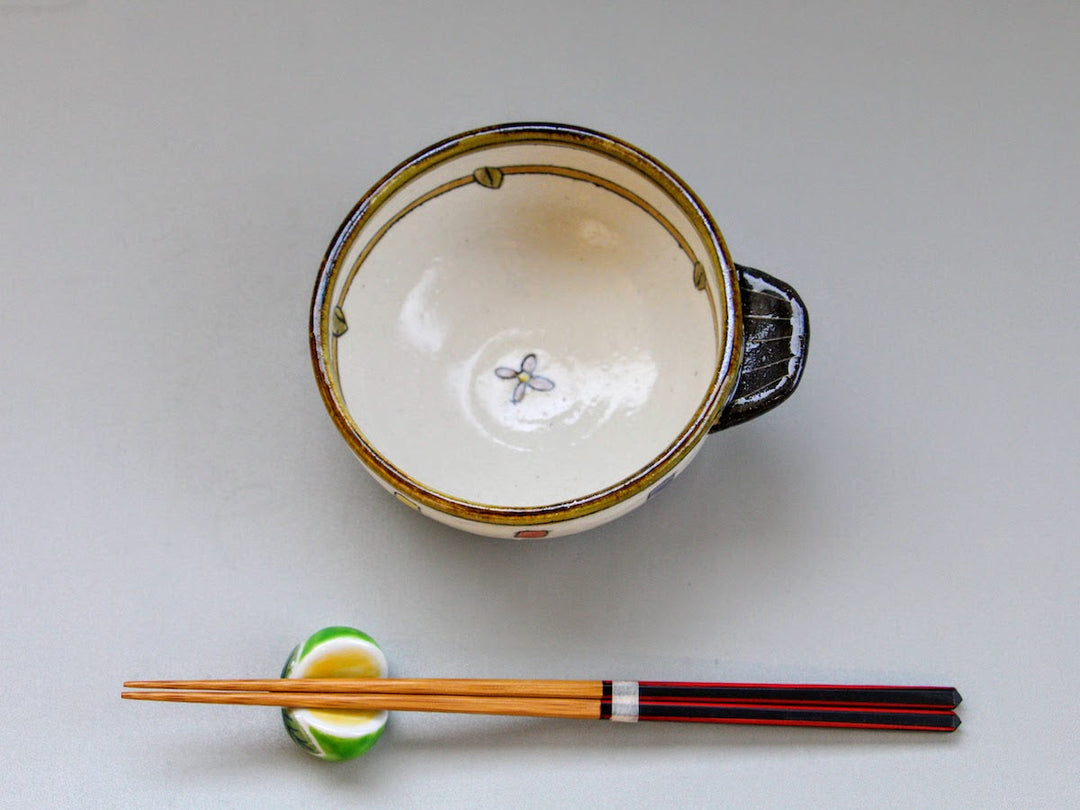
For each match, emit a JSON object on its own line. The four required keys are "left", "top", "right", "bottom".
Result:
{"left": 692, "top": 261, "right": 706, "bottom": 291}
{"left": 332, "top": 305, "right": 349, "bottom": 337}
{"left": 473, "top": 166, "right": 504, "bottom": 189}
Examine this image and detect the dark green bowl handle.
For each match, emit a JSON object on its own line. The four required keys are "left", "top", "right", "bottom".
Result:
{"left": 711, "top": 264, "right": 809, "bottom": 431}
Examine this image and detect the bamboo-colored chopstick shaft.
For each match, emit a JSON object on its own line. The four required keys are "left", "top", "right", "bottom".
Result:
{"left": 121, "top": 690, "right": 602, "bottom": 720}
{"left": 122, "top": 678, "right": 604, "bottom": 699}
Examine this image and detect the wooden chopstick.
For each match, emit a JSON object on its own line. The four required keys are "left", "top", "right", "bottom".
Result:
{"left": 121, "top": 688, "right": 960, "bottom": 731}
{"left": 122, "top": 690, "right": 600, "bottom": 719}
{"left": 122, "top": 679, "right": 961, "bottom": 710}
{"left": 123, "top": 679, "right": 602, "bottom": 700}
{"left": 122, "top": 679, "right": 961, "bottom": 731}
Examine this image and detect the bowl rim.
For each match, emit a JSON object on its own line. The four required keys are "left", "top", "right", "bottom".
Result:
{"left": 310, "top": 122, "right": 743, "bottom": 526}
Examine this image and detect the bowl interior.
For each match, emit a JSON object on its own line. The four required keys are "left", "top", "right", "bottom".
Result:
{"left": 320, "top": 135, "right": 729, "bottom": 510}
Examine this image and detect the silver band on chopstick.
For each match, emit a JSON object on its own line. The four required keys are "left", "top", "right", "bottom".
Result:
{"left": 609, "top": 680, "right": 639, "bottom": 722}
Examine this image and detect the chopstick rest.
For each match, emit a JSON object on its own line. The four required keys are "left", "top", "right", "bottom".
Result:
{"left": 123, "top": 627, "right": 963, "bottom": 761}
{"left": 280, "top": 626, "right": 389, "bottom": 761}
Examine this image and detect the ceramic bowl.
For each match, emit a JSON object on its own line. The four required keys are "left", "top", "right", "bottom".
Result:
{"left": 311, "top": 123, "right": 808, "bottom": 537}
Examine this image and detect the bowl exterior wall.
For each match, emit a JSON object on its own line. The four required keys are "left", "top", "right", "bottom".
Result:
{"left": 359, "top": 441, "right": 706, "bottom": 538}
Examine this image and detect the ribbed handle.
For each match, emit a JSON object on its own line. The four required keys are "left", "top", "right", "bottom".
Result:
{"left": 713, "top": 265, "right": 809, "bottom": 431}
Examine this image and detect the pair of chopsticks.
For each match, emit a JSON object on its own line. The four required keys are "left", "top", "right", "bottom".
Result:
{"left": 122, "top": 678, "right": 961, "bottom": 731}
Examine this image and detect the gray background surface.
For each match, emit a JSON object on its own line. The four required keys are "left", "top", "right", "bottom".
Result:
{"left": 3, "top": 1, "right": 1078, "bottom": 806}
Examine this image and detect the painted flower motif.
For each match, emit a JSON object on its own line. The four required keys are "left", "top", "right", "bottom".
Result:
{"left": 495, "top": 353, "right": 555, "bottom": 404}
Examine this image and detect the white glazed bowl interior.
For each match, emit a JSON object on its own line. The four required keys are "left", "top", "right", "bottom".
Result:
{"left": 313, "top": 126, "right": 738, "bottom": 525}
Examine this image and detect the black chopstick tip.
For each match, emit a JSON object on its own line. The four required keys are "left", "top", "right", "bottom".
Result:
{"left": 951, "top": 688, "right": 962, "bottom": 708}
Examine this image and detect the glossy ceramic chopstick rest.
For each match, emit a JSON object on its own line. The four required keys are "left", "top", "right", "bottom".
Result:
{"left": 277, "top": 626, "right": 389, "bottom": 761}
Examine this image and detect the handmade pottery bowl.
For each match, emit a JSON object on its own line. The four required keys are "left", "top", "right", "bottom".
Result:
{"left": 311, "top": 123, "right": 808, "bottom": 538}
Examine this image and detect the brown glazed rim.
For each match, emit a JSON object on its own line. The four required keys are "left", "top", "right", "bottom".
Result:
{"left": 310, "top": 123, "right": 743, "bottom": 526}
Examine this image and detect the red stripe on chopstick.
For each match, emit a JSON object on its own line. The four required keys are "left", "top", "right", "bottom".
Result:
{"left": 635, "top": 682, "right": 961, "bottom": 709}
{"left": 638, "top": 696, "right": 953, "bottom": 710}
{"left": 637, "top": 699, "right": 957, "bottom": 714}
{"left": 639, "top": 716, "right": 958, "bottom": 732}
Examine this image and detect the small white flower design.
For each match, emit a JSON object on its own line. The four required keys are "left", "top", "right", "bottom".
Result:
{"left": 495, "top": 353, "right": 555, "bottom": 404}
